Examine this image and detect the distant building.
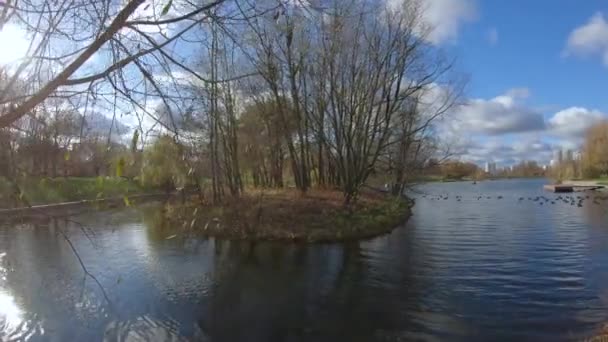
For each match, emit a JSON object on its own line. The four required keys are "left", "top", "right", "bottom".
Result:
{"left": 554, "top": 150, "right": 563, "bottom": 164}
{"left": 485, "top": 161, "right": 497, "bottom": 175}
{"left": 551, "top": 148, "right": 583, "bottom": 165}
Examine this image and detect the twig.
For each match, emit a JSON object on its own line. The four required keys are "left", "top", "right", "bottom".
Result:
{"left": 55, "top": 221, "right": 113, "bottom": 308}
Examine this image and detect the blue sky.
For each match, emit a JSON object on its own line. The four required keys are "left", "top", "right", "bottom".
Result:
{"left": 429, "top": 0, "right": 608, "bottom": 166}
{"left": 456, "top": 1, "right": 607, "bottom": 107}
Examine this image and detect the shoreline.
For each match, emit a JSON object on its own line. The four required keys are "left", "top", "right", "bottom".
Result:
{"left": 0, "top": 192, "right": 177, "bottom": 221}
{"left": 1, "top": 188, "right": 413, "bottom": 243}
{"left": 411, "top": 176, "right": 546, "bottom": 184}
{"left": 157, "top": 189, "right": 413, "bottom": 243}
{"left": 563, "top": 179, "right": 608, "bottom": 186}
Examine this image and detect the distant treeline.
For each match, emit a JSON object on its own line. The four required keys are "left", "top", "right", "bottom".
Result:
{"left": 418, "top": 159, "right": 546, "bottom": 181}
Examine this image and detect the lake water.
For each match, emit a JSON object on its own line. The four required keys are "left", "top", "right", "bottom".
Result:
{"left": 1, "top": 179, "right": 608, "bottom": 341}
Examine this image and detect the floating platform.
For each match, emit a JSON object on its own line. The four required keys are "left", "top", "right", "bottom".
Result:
{"left": 543, "top": 184, "right": 605, "bottom": 193}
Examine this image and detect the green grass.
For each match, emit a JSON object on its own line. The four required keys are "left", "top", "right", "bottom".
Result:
{"left": 568, "top": 177, "right": 608, "bottom": 185}
{"left": 0, "top": 176, "right": 155, "bottom": 208}
{"left": 327, "top": 197, "right": 411, "bottom": 241}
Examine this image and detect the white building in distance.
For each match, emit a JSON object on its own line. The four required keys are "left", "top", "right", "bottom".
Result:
{"left": 554, "top": 150, "right": 563, "bottom": 164}
{"left": 485, "top": 161, "right": 497, "bottom": 175}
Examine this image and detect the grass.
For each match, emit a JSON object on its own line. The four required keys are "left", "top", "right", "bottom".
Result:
{"left": 0, "top": 176, "right": 153, "bottom": 208}
{"left": 564, "top": 177, "right": 608, "bottom": 186}
{"left": 158, "top": 189, "right": 412, "bottom": 242}
{"left": 590, "top": 177, "right": 608, "bottom": 186}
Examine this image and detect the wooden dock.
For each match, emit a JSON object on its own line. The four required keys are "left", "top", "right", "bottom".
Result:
{"left": 543, "top": 184, "right": 605, "bottom": 193}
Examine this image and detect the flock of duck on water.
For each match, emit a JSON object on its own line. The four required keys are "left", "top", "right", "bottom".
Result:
{"left": 421, "top": 193, "right": 608, "bottom": 207}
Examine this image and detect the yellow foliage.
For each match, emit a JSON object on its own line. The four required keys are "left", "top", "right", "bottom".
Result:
{"left": 582, "top": 121, "right": 608, "bottom": 178}
{"left": 141, "top": 135, "right": 189, "bottom": 188}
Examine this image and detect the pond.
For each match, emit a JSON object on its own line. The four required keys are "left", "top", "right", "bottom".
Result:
{"left": 1, "top": 179, "right": 608, "bottom": 341}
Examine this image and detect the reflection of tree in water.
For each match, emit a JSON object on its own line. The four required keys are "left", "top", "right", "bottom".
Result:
{"left": 140, "top": 203, "right": 213, "bottom": 256}
{"left": 195, "top": 237, "right": 430, "bottom": 341}
{"left": 103, "top": 315, "right": 191, "bottom": 342}
{"left": 0, "top": 218, "right": 112, "bottom": 341}
{"left": 1, "top": 206, "right": 435, "bottom": 341}
{"left": 199, "top": 241, "right": 315, "bottom": 340}
{"left": 1, "top": 207, "right": 216, "bottom": 341}
{"left": 301, "top": 240, "right": 433, "bottom": 341}
{"left": 141, "top": 203, "right": 172, "bottom": 243}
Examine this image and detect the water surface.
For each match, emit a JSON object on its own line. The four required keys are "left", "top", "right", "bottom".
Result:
{"left": 1, "top": 179, "right": 608, "bottom": 341}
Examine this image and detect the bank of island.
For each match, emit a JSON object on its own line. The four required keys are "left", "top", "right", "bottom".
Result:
{"left": 158, "top": 189, "right": 412, "bottom": 243}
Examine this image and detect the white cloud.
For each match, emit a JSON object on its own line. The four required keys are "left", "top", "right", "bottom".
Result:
{"left": 505, "top": 87, "right": 530, "bottom": 99}
{"left": 547, "top": 107, "right": 605, "bottom": 138}
{"left": 458, "top": 137, "right": 554, "bottom": 166}
{"left": 450, "top": 104, "right": 608, "bottom": 166}
{"left": 486, "top": 27, "right": 498, "bottom": 46}
{"left": 452, "top": 105, "right": 608, "bottom": 165}
{"left": 154, "top": 70, "right": 195, "bottom": 86}
{"left": 421, "top": 0, "right": 477, "bottom": 44}
{"left": 446, "top": 88, "right": 545, "bottom": 135}
{"left": 387, "top": 0, "right": 477, "bottom": 45}
{"left": 564, "top": 12, "right": 608, "bottom": 65}
{"left": 436, "top": 88, "right": 551, "bottom": 165}
{"left": 84, "top": 113, "right": 132, "bottom": 136}
{"left": 436, "top": 87, "right": 608, "bottom": 165}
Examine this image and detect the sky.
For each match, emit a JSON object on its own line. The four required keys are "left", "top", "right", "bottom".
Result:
{"left": 425, "top": 0, "right": 608, "bottom": 166}
{"left": 1, "top": 0, "right": 608, "bottom": 166}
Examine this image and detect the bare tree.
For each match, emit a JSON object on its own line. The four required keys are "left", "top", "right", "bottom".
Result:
{"left": 1, "top": 0, "right": 464, "bottom": 207}
{"left": 0, "top": 0, "right": 272, "bottom": 130}
{"left": 308, "top": 0, "right": 455, "bottom": 203}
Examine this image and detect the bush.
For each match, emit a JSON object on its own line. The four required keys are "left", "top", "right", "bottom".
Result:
{"left": 141, "top": 135, "right": 189, "bottom": 189}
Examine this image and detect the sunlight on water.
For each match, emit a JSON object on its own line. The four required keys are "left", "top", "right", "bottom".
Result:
{"left": 0, "top": 253, "right": 35, "bottom": 341}
{"left": 0, "top": 251, "right": 25, "bottom": 336}
{"left": 0, "top": 252, "right": 40, "bottom": 341}
{"left": 0, "top": 290, "right": 23, "bottom": 330}
{"left": 103, "top": 315, "right": 187, "bottom": 342}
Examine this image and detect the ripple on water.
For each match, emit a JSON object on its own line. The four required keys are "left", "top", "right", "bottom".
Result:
{"left": 1, "top": 180, "right": 608, "bottom": 341}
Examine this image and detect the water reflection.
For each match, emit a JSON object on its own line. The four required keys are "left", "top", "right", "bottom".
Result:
{"left": 103, "top": 315, "right": 189, "bottom": 342}
{"left": 0, "top": 288, "right": 23, "bottom": 334}
{"left": 0, "top": 251, "right": 43, "bottom": 342}
{"left": 0, "top": 180, "right": 607, "bottom": 341}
